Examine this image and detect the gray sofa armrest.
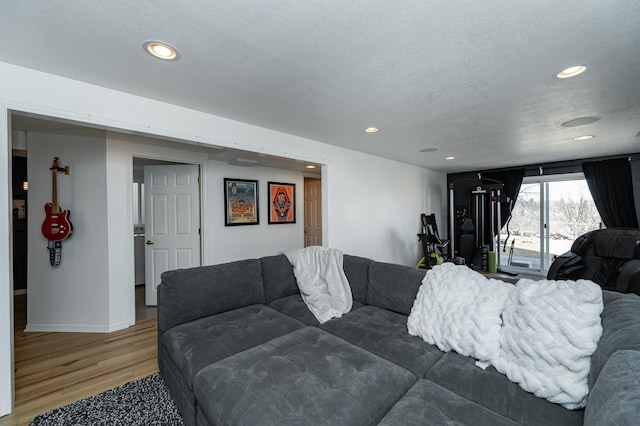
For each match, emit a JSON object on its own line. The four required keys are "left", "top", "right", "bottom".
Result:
{"left": 158, "top": 259, "right": 265, "bottom": 334}
{"left": 584, "top": 350, "right": 640, "bottom": 426}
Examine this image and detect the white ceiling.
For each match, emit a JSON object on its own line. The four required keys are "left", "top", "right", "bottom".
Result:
{"left": 2, "top": 1, "right": 639, "bottom": 173}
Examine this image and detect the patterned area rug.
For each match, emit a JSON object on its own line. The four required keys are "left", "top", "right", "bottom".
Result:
{"left": 29, "top": 373, "right": 185, "bottom": 425}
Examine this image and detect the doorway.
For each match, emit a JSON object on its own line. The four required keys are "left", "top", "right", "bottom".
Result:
{"left": 11, "top": 150, "right": 28, "bottom": 328}
{"left": 132, "top": 157, "right": 202, "bottom": 319}
{"left": 304, "top": 177, "right": 322, "bottom": 247}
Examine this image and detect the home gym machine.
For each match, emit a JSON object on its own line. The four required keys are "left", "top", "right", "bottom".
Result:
{"left": 417, "top": 213, "right": 449, "bottom": 269}
{"left": 448, "top": 177, "right": 505, "bottom": 272}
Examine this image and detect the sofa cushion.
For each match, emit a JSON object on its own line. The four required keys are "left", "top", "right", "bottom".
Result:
{"left": 379, "top": 379, "right": 519, "bottom": 426}
{"left": 589, "top": 291, "right": 640, "bottom": 389}
{"left": 320, "top": 305, "right": 443, "bottom": 377}
{"left": 425, "top": 352, "right": 584, "bottom": 426}
{"left": 584, "top": 350, "right": 640, "bottom": 426}
{"left": 158, "top": 259, "right": 264, "bottom": 333}
{"left": 269, "top": 293, "right": 364, "bottom": 326}
{"left": 366, "top": 261, "right": 425, "bottom": 315}
{"left": 161, "top": 304, "right": 304, "bottom": 390}
{"left": 343, "top": 254, "right": 371, "bottom": 304}
{"left": 269, "top": 294, "right": 320, "bottom": 325}
{"left": 193, "top": 326, "right": 416, "bottom": 426}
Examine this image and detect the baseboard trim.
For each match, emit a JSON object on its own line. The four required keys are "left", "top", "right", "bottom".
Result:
{"left": 24, "top": 319, "right": 133, "bottom": 334}
{"left": 25, "top": 323, "right": 113, "bottom": 333}
{"left": 107, "top": 320, "right": 132, "bottom": 333}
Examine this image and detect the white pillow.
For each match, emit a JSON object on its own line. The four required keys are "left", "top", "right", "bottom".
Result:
{"left": 407, "top": 263, "right": 514, "bottom": 363}
{"left": 491, "top": 278, "right": 603, "bottom": 409}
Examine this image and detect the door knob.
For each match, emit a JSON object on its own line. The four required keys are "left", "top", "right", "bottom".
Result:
{"left": 146, "top": 240, "right": 154, "bottom": 245}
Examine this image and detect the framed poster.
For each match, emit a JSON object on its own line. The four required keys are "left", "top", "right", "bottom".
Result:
{"left": 268, "top": 182, "right": 296, "bottom": 224}
{"left": 224, "top": 178, "right": 259, "bottom": 226}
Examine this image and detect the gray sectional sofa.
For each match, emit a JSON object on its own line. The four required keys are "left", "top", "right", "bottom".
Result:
{"left": 157, "top": 254, "right": 640, "bottom": 426}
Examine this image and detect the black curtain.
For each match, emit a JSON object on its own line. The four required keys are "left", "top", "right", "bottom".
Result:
{"left": 582, "top": 158, "right": 639, "bottom": 228}
{"left": 483, "top": 168, "right": 525, "bottom": 230}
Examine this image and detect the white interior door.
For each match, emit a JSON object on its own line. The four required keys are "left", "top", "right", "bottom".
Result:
{"left": 144, "top": 164, "right": 201, "bottom": 305}
{"left": 304, "top": 178, "right": 322, "bottom": 246}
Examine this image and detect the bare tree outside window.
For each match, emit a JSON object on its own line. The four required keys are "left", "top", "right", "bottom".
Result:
{"left": 551, "top": 195, "right": 601, "bottom": 239}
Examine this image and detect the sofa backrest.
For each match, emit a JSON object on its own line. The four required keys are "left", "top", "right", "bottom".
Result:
{"left": 343, "top": 254, "right": 372, "bottom": 304}
{"left": 158, "top": 259, "right": 265, "bottom": 334}
{"left": 366, "top": 261, "right": 426, "bottom": 315}
{"left": 261, "top": 253, "right": 371, "bottom": 305}
{"left": 261, "top": 254, "right": 299, "bottom": 303}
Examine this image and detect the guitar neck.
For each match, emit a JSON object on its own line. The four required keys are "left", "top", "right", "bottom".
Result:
{"left": 51, "top": 168, "right": 59, "bottom": 213}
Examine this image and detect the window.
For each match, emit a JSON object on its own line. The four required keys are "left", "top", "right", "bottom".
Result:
{"left": 500, "top": 173, "right": 602, "bottom": 274}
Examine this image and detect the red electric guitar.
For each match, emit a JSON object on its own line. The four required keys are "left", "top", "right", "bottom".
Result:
{"left": 41, "top": 157, "right": 73, "bottom": 241}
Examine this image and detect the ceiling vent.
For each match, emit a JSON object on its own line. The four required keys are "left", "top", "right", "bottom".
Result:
{"left": 228, "top": 158, "right": 258, "bottom": 166}
{"left": 561, "top": 116, "right": 601, "bottom": 127}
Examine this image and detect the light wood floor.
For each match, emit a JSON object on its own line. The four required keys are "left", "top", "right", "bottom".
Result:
{"left": 0, "top": 294, "right": 159, "bottom": 426}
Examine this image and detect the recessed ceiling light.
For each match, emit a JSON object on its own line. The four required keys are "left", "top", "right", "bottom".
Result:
{"left": 445, "top": 156, "right": 455, "bottom": 160}
{"left": 364, "top": 127, "right": 379, "bottom": 133}
{"left": 573, "top": 135, "right": 595, "bottom": 141}
{"left": 555, "top": 64, "right": 589, "bottom": 79}
{"left": 143, "top": 40, "right": 180, "bottom": 61}
{"left": 305, "top": 165, "right": 317, "bottom": 169}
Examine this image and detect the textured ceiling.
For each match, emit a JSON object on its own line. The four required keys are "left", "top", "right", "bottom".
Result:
{"left": 1, "top": 1, "right": 639, "bottom": 173}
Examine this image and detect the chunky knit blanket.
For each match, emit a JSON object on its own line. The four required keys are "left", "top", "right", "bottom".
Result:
{"left": 408, "top": 263, "right": 603, "bottom": 409}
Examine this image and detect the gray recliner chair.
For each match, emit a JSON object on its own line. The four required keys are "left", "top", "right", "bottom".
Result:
{"left": 547, "top": 228, "right": 640, "bottom": 295}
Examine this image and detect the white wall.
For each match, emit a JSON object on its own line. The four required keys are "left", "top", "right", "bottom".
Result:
{"left": 0, "top": 103, "right": 13, "bottom": 415}
{"left": 26, "top": 130, "right": 111, "bottom": 332}
{"left": 0, "top": 62, "right": 447, "bottom": 415}
{"left": 326, "top": 149, "right": 447, "bottom": 264}
{"left": 107, "top": 131, "right": 307, "bottom": 265}
{"left": 205, "top": 162, "right": 305, "bottom": 263}
{"left": 105, "top": 138, "right": 136, "bottom": 330}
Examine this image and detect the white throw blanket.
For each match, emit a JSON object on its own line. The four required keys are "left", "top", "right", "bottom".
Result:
{"left": 283, "top": 246, "right": 352, "bottom": 324}
{"left": 407, "top": 264, "right": 603, "bottom": 410}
